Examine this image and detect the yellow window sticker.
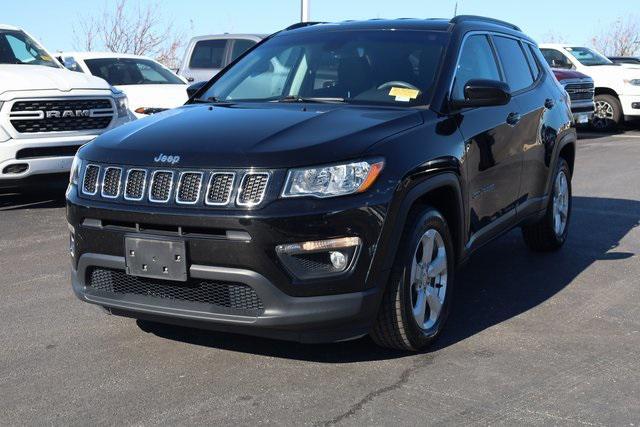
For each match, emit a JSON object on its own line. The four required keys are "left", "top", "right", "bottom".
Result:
{"left": 389, "top": 87, "right": 420, "bottom": 102}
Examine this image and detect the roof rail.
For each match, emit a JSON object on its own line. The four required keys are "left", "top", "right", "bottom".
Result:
{"left": 284, "top": 22, "right": 325, "bottom": 31}
{"left": 450, "top": 15, "right": 521, "bottom": 32}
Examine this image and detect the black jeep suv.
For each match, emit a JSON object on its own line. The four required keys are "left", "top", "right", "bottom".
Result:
{"left": 66, "top": 16, "right": 575, "bottom": 351}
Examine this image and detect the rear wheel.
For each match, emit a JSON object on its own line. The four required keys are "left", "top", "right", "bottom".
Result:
{"left": 371, "top": 207, "right": 455, "bottom": 351}
{"left": 591, "top": 94, "right": 622, "bottom": 132}
{"left": 522, "top": 158, "right": 572, "bottom": 251}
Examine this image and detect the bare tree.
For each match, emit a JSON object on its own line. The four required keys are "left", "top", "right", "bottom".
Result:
{"left": 73, "top": 0, "right": 185, "bottom": 69}
{"left": 591, "top": 16, "right": 640, "bottom": 56}
{"left": 540, "top": 30, "right": 567, "bottom": 44}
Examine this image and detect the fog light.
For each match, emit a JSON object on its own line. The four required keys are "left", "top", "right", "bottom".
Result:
{"left": 329, "top": 251, "right": 347, "bottom": 270}
{"left": 276, "top": 237, "right": 361, "bottom": 280}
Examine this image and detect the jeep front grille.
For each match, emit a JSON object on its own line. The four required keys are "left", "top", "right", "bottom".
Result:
{"left": 82, "top": 165, "right": 100, "bottom": 195}
{"left": 206, "top": 173, "right": 235, "bottom": 205}
{"left": 9, "top": 99, "right": 114, "bottom": 133}
{"left": 101, "top": 167, "right": 122, "bottom": 198}
{"left": 124, "top": 170, "right": 147, "bottom": 201}
{"left": 237, "top": 173, "right": 269, "bottom": 206}
{"left": 79, "top": 164, "right": 271, "bottom": 208}
{"left": 149, "top": 171, "right": 174, "bottom": 203}
{"left": 176, "top": 172, "right": 203, "bottom": 204}
{"left": 87, "top": 267, "right": 264, "bottom": 314}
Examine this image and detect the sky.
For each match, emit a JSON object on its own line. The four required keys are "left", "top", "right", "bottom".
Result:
{"left": 1, "top": 0, "right": 636, "bottom": 53}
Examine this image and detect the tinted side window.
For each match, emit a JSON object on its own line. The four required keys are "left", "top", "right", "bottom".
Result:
{"left": 523, "top": 44, "right": 541, "bottom": 80}
{"left": 493, "top": 36, "right": 534, "bottom": 92}
{"left": 540, "top": 48, "right": 573, "bottom": 69}
{"left": 230, "top": 39, "right": 257, "bottom": 62}
{"left": 190, "top": 39, "right": 228, "bottom": 69}
{"left": 452, "top": 35, "right": 500, "bottom": 100}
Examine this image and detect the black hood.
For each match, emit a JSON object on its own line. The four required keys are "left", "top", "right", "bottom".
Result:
{"left": 80, "top": 103, "right": 423, "bottom": 168}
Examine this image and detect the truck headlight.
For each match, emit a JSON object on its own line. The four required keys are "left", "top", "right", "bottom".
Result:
{"left": 625, "top": 79, "right": 640, "bottom": 86}
{"left": 281, "top": 160, "right": 384, "bottom": 198}
{"left": 111, "top": 87, "right": 129, "bottom": 118}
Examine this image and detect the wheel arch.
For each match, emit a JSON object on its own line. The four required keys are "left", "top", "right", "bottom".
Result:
{"left": 594, "top": 87, "right": 620, "bottom": 98}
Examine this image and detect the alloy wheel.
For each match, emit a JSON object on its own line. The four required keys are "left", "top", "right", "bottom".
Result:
{"left": 409, "top": 228, "right": 448, "bottom": 330}
{"left": 552, "top": 170, "right": 569, "bottom": 237}
{"left": 592, "top": 100, "right": 615, "bottom": 130}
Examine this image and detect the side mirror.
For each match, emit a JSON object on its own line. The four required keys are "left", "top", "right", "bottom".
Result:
{"left": 186, "top": 81, "right": 207, "bottom": 98}
{"left": 450, "top": 79, "right": 511, "bottom": 109}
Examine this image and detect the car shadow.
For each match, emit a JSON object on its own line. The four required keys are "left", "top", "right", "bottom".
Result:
{"left": 0, "top": 186, "right": 67, "bottom": 211}
{"left": 138, "top": 196, "right": 639, "bottom": 362}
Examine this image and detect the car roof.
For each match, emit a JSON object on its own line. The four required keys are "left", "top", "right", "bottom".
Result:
{"left": 187, "top": 34, "right": 266, "bottom": 43}
{"left": 60, "top": 51, "right": 157, "bottom": 61}
{"left": 278, "top": 17, "right": 533, "bottom": 43}
{"left": 0, "top": 24, "right": 21, "bottom": 31}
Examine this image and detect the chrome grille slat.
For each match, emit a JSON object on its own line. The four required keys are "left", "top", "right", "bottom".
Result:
{"left": 124, "top": 169, "right": 147, "bottom": 201}
{"left": 101, "top": 167, "right": 123, "bottom": 198}
{"left": 176, "top": 172, "right": 204, "bottom": 204}
{"left": 82, "top": 164, "right": 100, "bottom": 195}
{"left": 237, "top": 173, "right": 269, "bottom": 207}
{"left": 206, "top": 172, "right": 235, "bottom": 206}
{"left": 149, "top": 171, "right": 174, "bottom": 203}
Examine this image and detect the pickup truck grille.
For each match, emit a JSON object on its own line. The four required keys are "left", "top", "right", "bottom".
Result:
{"left": 80, "top": 164, "right": 271, "bottom": 209}
{"left": 9, "top": 99, "right": 114, "bottom": 133}
{"left": 564, "top": 82, "right": 595, "bottom": 101}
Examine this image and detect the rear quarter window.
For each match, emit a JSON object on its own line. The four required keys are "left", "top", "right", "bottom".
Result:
{"left": 190, "top": 39, "right": 228, "bottom": 69}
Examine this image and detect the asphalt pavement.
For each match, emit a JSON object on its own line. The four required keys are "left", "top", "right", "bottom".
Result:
{"left": 1, "top": 130, "right": 639, "bottom": 425}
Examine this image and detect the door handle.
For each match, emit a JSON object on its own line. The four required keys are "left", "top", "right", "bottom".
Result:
{"left": 187, "top": 77, "right": 195, "bottom": 82}
{"left": 506, "top": 112, "right": 521, "bottom": 126}
{"left": 545, "top": 98, "right": 555, "bottom": 109}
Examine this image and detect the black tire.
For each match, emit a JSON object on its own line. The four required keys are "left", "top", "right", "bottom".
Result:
{"left": 370, "top": 207, "right": 455, "bottom": 351}
{"left": 591, "top": 94, "right": 622, "bottom": 132}
{"left": 521, "top": 158, "right": 572, "bottom": 251}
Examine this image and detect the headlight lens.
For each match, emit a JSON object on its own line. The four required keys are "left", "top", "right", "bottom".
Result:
{"left": 69, "top": 155, "right": 81, "bottom": 185}
{"left": 111, "top": 87, "right": 129, "bottom": 118}
{"left": 625, "top": 79, "right": 640, "bottom": 86}
{"left": 282, "top": 160, "right": 384, "bottom": 198}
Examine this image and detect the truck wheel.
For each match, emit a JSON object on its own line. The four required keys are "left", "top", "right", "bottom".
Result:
{"left": 371, "top": 207, "right": 455, "bottom": 351}
{"left": 591, "top": 94, "right": 622, "bottom": 132}
{"left": 522, "top": 158, "right": 572, "bottom": 251}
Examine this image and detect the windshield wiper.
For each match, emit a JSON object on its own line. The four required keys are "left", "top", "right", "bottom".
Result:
{"left": 274, "top": 95, "right": 346, "bottom": 104}
{"left": 191, "top": 96, "right": 221, "bottom": 104}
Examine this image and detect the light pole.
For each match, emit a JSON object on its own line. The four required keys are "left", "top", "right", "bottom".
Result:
{"left": 301, "top": 0, "right": 310, "bottom": 22}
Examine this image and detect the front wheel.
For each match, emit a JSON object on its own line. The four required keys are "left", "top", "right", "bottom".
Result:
{"left": 371, "top": 207, "right": 455, "bottom": 351}
{"left": 591, "top": 94, "right": 622, "bottom": 132}
{"left": 522, "top": 158, "right": 572, "bottom": 251}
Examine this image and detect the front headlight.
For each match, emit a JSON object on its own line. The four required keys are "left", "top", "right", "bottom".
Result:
{"left": 69, "top": 154, "right": 82, "bottom": 185}
{"left": 625, "top": 79, "right": 640, "bottom": 86}
{"left": 111, "top": 87, "right": 129, "bottom": 118}
{"left": 282, "top": 160, "right": 384, "bottom": 198}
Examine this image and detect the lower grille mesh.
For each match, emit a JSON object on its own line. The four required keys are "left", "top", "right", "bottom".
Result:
{"left": 87, "top": 268, "right": 264, "bottom": 312}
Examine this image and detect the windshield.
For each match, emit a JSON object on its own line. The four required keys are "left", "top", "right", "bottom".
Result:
{"left": 202, "top": 30, "right": 449, "bottom": 106}
{"left": 85, "top": 57, "right": 184, "bottom": 85}
{"left": 565, "top": 47, "right": 613, "bottom": 66}
{"left": 0, "top": 30, "right": 59, "bottom": 68}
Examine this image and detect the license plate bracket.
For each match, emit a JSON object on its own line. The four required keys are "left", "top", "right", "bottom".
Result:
{"left": 125, "top": 236, "right": 187, "bottom": 282}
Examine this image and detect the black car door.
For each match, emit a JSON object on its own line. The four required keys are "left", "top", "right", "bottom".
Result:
{"left": 452, "top": 34, "right": 524, "bottom": 249}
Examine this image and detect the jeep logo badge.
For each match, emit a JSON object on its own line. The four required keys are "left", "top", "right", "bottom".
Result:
{"left": 154, "top": 154, "right": 181, "bottom": 165}
{"left": 45, "top": 110, "right": 91, "bottom": 118}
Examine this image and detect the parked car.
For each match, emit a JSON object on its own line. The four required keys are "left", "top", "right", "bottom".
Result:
{"left": 608, "top": 56, "right": 640, "bottom": 66}
{"left": 58, "top": 52, "right": 189, "bottom": 118}
{"left": 67, "top": 17, "right": 576, "bottom": 351}
{"left": 540, "top": 44, "right": 640, "bottom": 131}
{"left": 0, "top": 25, "right": 133, "bottom": 191}
{"left": 177, "top": 34, "right": 264, "bottom": 83}
{"left": 551, "top": 68, "right": 595, "bottom": 125}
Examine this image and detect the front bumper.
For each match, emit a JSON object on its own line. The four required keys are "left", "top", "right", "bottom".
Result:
{"left": 620, "top": 94, "right": 640, "bottom": 117}
{"left": 67, "top": 186, "right": 390, "bottom": 342}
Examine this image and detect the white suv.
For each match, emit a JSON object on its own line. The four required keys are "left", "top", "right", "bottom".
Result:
{"left": 540, "top": 44, "right": 640, "bottom": 130}
{"left": 0, "top": 25, "right": 133, "bottom": 190}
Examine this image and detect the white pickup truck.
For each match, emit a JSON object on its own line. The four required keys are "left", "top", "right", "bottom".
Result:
{"left": 540, "top": 44, "right": 640, "bottom": 131}
{"left": 0, "top": 24, "right": 133, "bottom": 190}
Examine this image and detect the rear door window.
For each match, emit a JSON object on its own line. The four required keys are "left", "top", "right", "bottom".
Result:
{"left": 452, "top": 35, "right": 501, "bottom": 100}
{"left": 189, "top": 39, "right": 228, "bottom": 69}
{"left": 493, "top": 36, "right": 534, "bottom": 92}
{"left": 230, "top": 39, "right": 258, "bottom": 62}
